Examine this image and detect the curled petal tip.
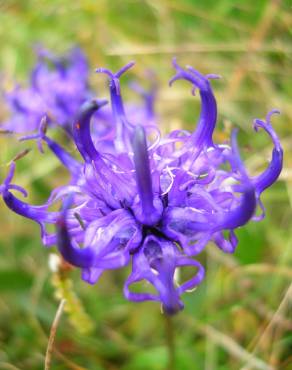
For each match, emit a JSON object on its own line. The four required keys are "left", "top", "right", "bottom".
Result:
{"left": 116, "top": 61, "right": 135, "bottom": 78}
{"left": 77, "top": 99, "right": 104, "bottom": 118}
{"left": 186, "top": 65, "right": 206, "bottom": 80}
{"left": 254, "top": 109, "right": 281, "bottom": 131}
{"left": 266, "top": 109, "right": 280, "bottom": 122}
{"left": 0, "top": 161, "right": 16, "bottom": 194}
{"left": 253, "top": 118, "right": 268, "bottom": 134}
{"left": 253, "top": 119, "right": 261, "bottom": 132}
{"left": 252, "top": 110, "right": 283, "bottom": 194}
{"left": 56, "top": 197, "right": 95, "bottom": 269}
{"left": 96, "top": 62, "right": 135, "bottom": 79}
{"left": 170, "top": 60, "right": 213, "bottom": 94}
{"left": 168, "top": 75, "right": 178, "bottom": 87}
{"left": 169, "top": 58, "right": 184, "bottom": 86}
{"left": 95, "top": 67, "right": 114, "bottom": 78}
{"left": 95, "top": 98, "right": 108, "bottom": 109}
{"left": 171, "top": 57, "right": 180, "bottom": 69}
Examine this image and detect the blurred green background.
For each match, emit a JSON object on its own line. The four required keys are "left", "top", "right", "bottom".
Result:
{"left": 0, "top": 1, "right": 291, "bottom": 369}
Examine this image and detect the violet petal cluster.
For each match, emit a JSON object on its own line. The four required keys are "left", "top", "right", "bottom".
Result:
{"left": 0, "top": 59, "right": 283, "bottom": 314}
{"left": 2, "top": 47, "right": 90, "bottom": 134}
{"left": 1, "top": 48, "right": 157, "bottom": 139}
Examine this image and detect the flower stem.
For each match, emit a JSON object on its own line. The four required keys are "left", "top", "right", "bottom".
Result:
{"left": 164, "top": 314, "right": 176, "bottom": 370}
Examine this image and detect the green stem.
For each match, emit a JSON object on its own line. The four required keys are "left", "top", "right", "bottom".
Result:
{"left": 164, "top": 314, "right": 175, "bottom": 370}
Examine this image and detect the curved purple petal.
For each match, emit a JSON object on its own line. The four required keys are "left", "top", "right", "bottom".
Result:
{"left": 83, "top": 209, "right": 141, "bottom": 258}
{"left": 57, "top": 206, "right": 96, "bottom": 268}
{"left": 215, "top": 130, "right": 256, "bottom": 230}
{"left": 124, "top": 236, "right": 205, "bottom": 315}
{"left": 132, "top": 125, "right": 163, "bottom": 225}
{"left": 73, "top": 99, "right": 108, "bottom": 162}
{"left": 169, "top": 58, "right": 217, "bottom": 148}
{"left": 0, "top": 163, "right": 59, "bottom": 245}
{"left": 57, "top": 203, "right": 141, "bottom": 275}
{"left": 252, "top": 110, "right": 283, "bottom": 195}
{"left": 212, "top": 230, "right": 238, "bottom": 253}
{"left": 176, "top": 258, "right": 205, "bottom": 294}
{"left": 21, "top": 118, "right": 82, "bottom": 177}
{"left": 124, "top": 236, "right": 184, "bottom": 315}
{"left": 162, "top": 206, "right": 213, "bottom": 255}
{"left": 96, "top": 62, "right": 135, "bottom": 152}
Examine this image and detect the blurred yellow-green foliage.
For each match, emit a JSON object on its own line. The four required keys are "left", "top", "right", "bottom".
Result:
{"left": 0, "top": 1, "right": 291, "bottom": 369}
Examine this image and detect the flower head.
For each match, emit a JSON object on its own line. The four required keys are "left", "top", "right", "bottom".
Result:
{"left": 1, "top": 49, "right": 158, "bottom": 142}
{"left": 1, "top": 59, "right": 283, "bottom": 314}
{"left": 2, "top": 47, "right": 90, "bottom": 134}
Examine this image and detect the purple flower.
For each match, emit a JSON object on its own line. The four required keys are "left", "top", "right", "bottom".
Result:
{"left": 1, "top": 48, "right": 158, "bottom": 141}
{"left": 2, "top": 47, "right": 90, "bottom": 134}
{"left": 0, "top": 59, "right": 283, "bottom": 314}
